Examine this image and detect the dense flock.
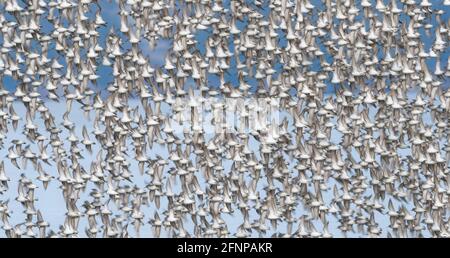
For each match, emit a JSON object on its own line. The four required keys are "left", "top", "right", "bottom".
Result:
{"left": 0, "top": 0, "right": 449, "bottom": 238}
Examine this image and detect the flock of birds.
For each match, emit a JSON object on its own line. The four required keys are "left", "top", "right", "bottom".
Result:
{"left": 0, "top": 0, "right": 449, "bottom": 238}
